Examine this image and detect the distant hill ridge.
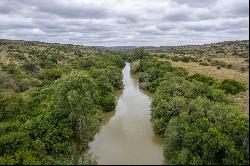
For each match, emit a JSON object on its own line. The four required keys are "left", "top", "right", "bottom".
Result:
{"left": 0, "top": 39, "right": 248, "bottom": 52}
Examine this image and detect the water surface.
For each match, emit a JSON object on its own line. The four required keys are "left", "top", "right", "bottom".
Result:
{"left": 89, "top": 63, "right": 165, "bottom": 165}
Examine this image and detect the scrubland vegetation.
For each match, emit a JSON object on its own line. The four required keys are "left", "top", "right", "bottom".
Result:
{"left": 0, "top": 39, "right": 249, "bottom": 165}
{"left": 130, "top": 47, "right": 249, "bottom": 165}
{"left": 149, "top": 40, "right": 249, "bottom": 72}
{"left": 0, "top": 40, "right": 125, "bottom": 164}
{"left": 149, "top": 40, "right": 249, "bottom": 114}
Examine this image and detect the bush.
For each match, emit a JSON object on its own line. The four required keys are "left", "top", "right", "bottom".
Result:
{"left": 172, "top": 67, "right": 188, "bottom": 77}
{"left": 132, "top": 48, "right": 149, "bottom": 60}
{"left": 16, "top": 79, "right": 30, "bottom": 92}
{"left": 171, "top": 56, "right": 198, "bottom": 63}
{"left": 131, "top": 60, "right": 140, "bottom": 74}
{"left": 52, "top": 72, "right": 102, "bottom": 146}
{"left": 188, "top": 73, "right": 217, "bottom": 86}
{"left": 219, "top": 79, "right": 246, "bottom": 95}
{"left": 211, "top": 60, "right": 227, "bottom": 68}
{"left": 171, "top": 56, "right": 179, "bottom": 62}
{"left": 98, "top": 93, "right": 116, "bottom": 112}
{"left": 164, "top": 98, "right": 249, "bottom": 165}
{"left": 74, "top": 58, "right": 96, "bottom": 69}
{"left": 227, "top": 64, "right": 233, "bottom": 69}
{"left": 39, "top": 59, "right": 57, "bottom": 69}
{"left": 95, "top": 81, "right": 116, "bottom": 112}
{"left": 89, "top": 66, "right": 123, "bottom": 90}
{"left": 0, "top": 73, "right": 12, "bottom": 90}
{"left": 181, "top": 57, "right": 191, "bottom": 63}
{"left": 22, "top": 62, "right": 38, "bottom": 73}
{"left": 240, "top": 67, "right": 247, "bottom": 73}
{"left": 199, "top": 62, "right": 209, "bottom": 66}
{"left": 152, "top": 96, "right": 187, "bottom": 134}
{"left": 0, "top": 92, "right": 28, "bottom": 122}
{"left": 38, "top": 68, "right": 62, "bottom": 81}
{"left": 12, "top": 53, "right": 27, "bottom": 61}
{"left": 138, "top": 72, "right": 149, "bottom": 82}
{"left": 1, "top": 63, "right": 19, "bottom": 75}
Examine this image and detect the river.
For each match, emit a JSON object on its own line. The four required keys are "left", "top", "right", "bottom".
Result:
{"left": 88, "top": 63, "right": 165, "bottom": 165}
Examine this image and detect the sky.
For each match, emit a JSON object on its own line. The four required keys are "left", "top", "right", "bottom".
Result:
{"left": 0, "top": 0, "right": 249, "bottom": 46}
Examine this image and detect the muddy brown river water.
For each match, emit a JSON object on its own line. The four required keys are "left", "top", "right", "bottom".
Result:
{"left": 88, "top": 63, "right": 165, "bottom": 165}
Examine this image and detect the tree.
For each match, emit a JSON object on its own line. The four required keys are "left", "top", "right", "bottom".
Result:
{"left": 53, "top": 72, "right": 102, "bottom": 144}
{"left": 132, "top": 48, "right": 149, "bottom": 60}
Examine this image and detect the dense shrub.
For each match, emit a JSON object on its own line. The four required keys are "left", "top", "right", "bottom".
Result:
{"left": 171, "top": 56, "right": 198, "bottom": 63}
{"left": 12, "top": 53, "right": 27, "bottom": 61}
{"left": 199, "top": 62, "right": 209, "bottom": 66}
{"left": 131, "top": 60, "right": 141, "bottom": 74}
{"left": 132, "top": 57, "right": 249, "bottom": 165}
{"left": 188, "top": 73, "right": 217, "bottom": 86}
{"left": 89, "top": 66, "right": 123, "bottom": 90}
{"left": 52, "top": 72, "right": 102, "bottom": 147}
{"left": 22, "top": 62, "right": 38, "bottom": 73}
{"left": 0, "top": 44, "right": 126, "bottom": 165}
{"left": 152, "top": 78, "right": 248, "bottom": 165}
{"left": 74, "top": 58, "right": 96, "bottom": 69}
{"left": 211, "top": 60, "right": 227, "bottom": 68}
{"left": 1, "top": 63, "right": 20, "bottom": 75}
{"left": 0, "top": 92, "right": 29, "bottom": 122}
{"left": 219, "top": 79, "right": 246, "bottom": 95}
{"left": 97, "top": 93, "right": 116, "bottom": 112}
{"left": 227, "top": 64, "right": 233, "bottom": 69}
{"left": 164, "top": 98, "right": 249, "bottom": 165}
{"left": 128, "top": 48, "right": 149, "bottom": 61}
{"left": 240, "top": 67, "right": 247, "bottom": 73}
{"left": 16, "top": 79, "right": 30, "bottom": 92}
{"left": 138, "top": 72, "right": 149, "bottom": 82}
{"left": 172, "top": 67, "right": 188, "bottom": 77}
{"left": 38, "top": 68, "right": 63, "bottom": 81}
{"left": 0, "top": 73, "right": 13, "bottom": 89}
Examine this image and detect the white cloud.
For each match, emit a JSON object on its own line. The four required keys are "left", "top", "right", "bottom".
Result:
{"left": 0, "top": 0, "right": 248, "bottom": 46}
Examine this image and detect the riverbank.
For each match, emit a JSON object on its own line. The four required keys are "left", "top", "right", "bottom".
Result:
{"left": 88, "top": 63, "right": 165, "bottom": 165}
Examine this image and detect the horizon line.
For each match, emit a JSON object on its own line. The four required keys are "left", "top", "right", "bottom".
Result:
{"left": 0, "top": 38, "right": 249, "bottom": 48}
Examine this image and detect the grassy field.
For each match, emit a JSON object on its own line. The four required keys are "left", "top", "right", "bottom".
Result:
{"left": 169, "top": 60, "right": 249, "bottom": 86}
{"left": 211, "top": 57, "right": 249, "bottom": 72}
